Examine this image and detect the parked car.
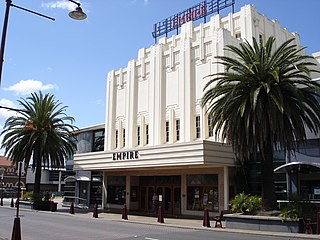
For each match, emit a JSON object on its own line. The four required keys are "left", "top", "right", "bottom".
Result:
{"left": 1, "top": 188, "right": 17, "bottom": 198}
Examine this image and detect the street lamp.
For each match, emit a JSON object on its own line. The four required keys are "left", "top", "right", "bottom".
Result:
{"left": 0, "top": 167, "right": 5, "bottom": 206}
{"left": 68, "top": 0, "right": 87, "bottom": 20}
{"left": 11, "top": 161, "right": 22, "bottom": 240}
{"left": 0, "top": 106, "right": 25, "bottom": 240}
{"left": 0, "top": 0, "right": 87, "bottom": 86}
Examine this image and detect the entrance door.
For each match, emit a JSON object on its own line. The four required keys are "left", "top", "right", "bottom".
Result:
{"left": 139, "top": 176, "right": 181, "bottom": 215}
{"left": 155, "top": 186, "right": 180, "bottom": 215}
{"left": 173, "top": 187, "right": 181, "bottom": 215}
{"left": 78, "top": 181, "right": 89, "bottom": 206}
{"left": 156, "top": 186, "right": 171, "bottom": 213}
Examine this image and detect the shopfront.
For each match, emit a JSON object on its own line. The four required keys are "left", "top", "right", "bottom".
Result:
{"left": 75, "top": 140, "right": 235, "bottom": 216}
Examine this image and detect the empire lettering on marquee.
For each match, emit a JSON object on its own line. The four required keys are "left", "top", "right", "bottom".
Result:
{"left": 112, "top": 151, "right": 139, "bottom": 161}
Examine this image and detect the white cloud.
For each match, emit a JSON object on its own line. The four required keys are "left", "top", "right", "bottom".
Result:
{"left": 4, "top": 80, "right": 58, "bottom": 95}
{"left": 144, "top": 0, "right": 149, "bottom": 5}
{"left": 41, "top": 0, "right": 78, "bottom": 11}
{"left": 0, "top": 99, "right": 18, "bottom": 120}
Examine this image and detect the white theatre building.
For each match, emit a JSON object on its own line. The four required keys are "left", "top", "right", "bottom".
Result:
{"left": 74, "top": 4, "right": 315, "bottom": 216}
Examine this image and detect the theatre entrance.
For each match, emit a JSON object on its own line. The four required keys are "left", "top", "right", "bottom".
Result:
{"left": 139, "top": 176, "right": 181, "bottom": 215}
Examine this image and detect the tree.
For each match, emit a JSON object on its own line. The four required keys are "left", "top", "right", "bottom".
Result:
{"left": 1, "top": 91, "right": 77, "bottom": 195}
{"left": 201, "top": 37, "right": 320, "bottom": 210}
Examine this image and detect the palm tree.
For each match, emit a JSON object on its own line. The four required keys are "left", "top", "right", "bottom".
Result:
{"left": 1, "top": 91, "right": 77, "bottom": 195}
{"left": 202, "top": 37, "right": 320, "bottom": 210}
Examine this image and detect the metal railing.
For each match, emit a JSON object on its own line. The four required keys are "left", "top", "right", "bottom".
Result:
{"left": 62, "top": 196, "right": 88, "bottom": 209}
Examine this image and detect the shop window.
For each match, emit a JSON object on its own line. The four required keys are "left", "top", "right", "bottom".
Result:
{"left": 196, "top": 116, "right": 201, "bottom": 139}
{"left": 176, "top": 119, "right": 180, "bottom": 141}
{"left": 165, "top": 121, "right": 169, "bottom": 142}
{"left": 187, "top": 174, "right": 219, "bottom": 212}
{"left": 208, "top": 115, "right": 213, "bottom": 137}
{"left": 107, "top": 176, "right": 126, "bottom": 205}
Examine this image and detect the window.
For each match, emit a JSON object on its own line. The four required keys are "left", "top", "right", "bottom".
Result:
{"left": 146, "top": 124, "right": 149, "bottom": 144}
{"left": 187, "top": 174, "right": 219, "bottom": 212}
{"left": 115, "top": 130, "right": 118, "bottom": 148}
{"left": 107, "top": 176, "right": 126, "bottom": 205}
{"left": 165, "top": 121, "right": 169, "bottom": 142}
{"left": 137, "top": 126, "right": 140, "bottom": 146}
{"left": 208, "top": 115, "right": 213, "bottom": 137}
{"left": 176, "top": 119, "right": 180, "bottom": 141}
{"left": 123, "top": 129, "right": 126, "bottom": 148}
{"left": 90, "top": 171, "right": 102, "bottom": 205}
{"left": 259, "top": 34, "right": 264, "bottom": 43}
{"left": 235, "top": 32, "right": 241, "bottom": 39}
{"left": 93, "top": 130, "right": 104, "bottom": 151}
{"left": 196, "top": 116, "right": 201, "bottom": 139}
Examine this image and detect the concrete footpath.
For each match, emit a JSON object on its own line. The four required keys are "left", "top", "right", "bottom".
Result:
{"left": 1, "top": 197, "right": 319, "bottom": 240}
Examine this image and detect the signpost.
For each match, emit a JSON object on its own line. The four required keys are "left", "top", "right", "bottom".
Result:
{"left": 152, "top": 0, "right": 235, "bottom": 43}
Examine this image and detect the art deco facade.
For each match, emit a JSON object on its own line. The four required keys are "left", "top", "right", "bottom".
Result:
{"left": 74, "top": 5, "right": 314, "bottom": 216}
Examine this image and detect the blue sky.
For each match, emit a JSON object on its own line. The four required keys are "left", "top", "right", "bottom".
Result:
{"left": 0, "top": 0, "right": 319, "bottom": 134}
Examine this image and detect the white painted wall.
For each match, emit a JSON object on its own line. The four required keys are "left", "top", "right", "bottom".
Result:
{"left": 104, "top": 4, "right": 302, "bottom": 152}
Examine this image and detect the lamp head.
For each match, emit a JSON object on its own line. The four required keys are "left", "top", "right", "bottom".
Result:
{"left": 69, "top": 6, "right": 87, "bottom": 20}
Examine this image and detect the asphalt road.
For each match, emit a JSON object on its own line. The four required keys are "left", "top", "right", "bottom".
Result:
{"left": 0, "top": 207, "right": 312, "bottom": 240}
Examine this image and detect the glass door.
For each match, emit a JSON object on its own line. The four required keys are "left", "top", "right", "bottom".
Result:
{"left": 173, "top": 187, "right": 181, "bottom": 214}
{"left": 156, "top": 186, "right": 176, "bottom": 214}
{"left": 147, "top": 186, "right": 155, "bottom": 212}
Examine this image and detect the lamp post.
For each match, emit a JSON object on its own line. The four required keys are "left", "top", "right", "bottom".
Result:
{"left": 0, "top": 0, "right": 87, "bottom": 86}
{"left": 11, "top": 161, "right": 22, "bottom": 240}
{"left": 0, "top": 167, "right": 5, "bottom": 206}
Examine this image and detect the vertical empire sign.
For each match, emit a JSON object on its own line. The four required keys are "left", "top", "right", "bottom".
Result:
{"left": 152, "top": 0, "right": 235, "bottom": 43}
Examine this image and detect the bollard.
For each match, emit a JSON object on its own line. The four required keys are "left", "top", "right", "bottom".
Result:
{"left": 93, "top": 204, "right": 98, "bottom": 218}
{"left": 50, "top": 201, "right": 56, "bottom": 212}
{"left": 122, "top": 204, "right": 128, "bottom": 220}
{"left": 157, "top": 206, "right": 164, "bottom": 223}
{"left": 11, "top": 198, "right": 14, "bottom": 208}
{"left": 203, "top": 208, "right": 211, "bottom": 227}
{"left": 69, "top": 202, "right": 75, "bottom": 214}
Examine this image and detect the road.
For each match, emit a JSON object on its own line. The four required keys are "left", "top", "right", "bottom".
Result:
{"left": 0, "top": 207, "right": 312, "bottom": 240}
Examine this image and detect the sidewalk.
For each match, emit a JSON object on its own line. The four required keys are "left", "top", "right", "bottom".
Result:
{"left": 1, "top": 197, "right": 319, "bottom": 240}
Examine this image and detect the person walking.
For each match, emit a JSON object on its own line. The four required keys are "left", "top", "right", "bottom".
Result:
{"left": 152, "top": 192, "right": 159, "bottom": 214}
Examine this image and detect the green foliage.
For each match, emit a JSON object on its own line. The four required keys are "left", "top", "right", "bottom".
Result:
{"left": 1, "top": 91, "right": 78, "bottom": 194}
{"left": 279, "top": 205, "right": 299, "bottom": 221}
{"left": 230, "top": 192, "right": 262, "bottom": 215}
{"left": 279, "top": 194, "right": 313, "bottom": 221}
{"left": 202, "top": 36, "right": 320, "bottom": 210}
{"left": 43, "top": 192, "right": 51, "bottom": 201}
{"left": 22, "top": 191, "right": 42, "bottom": 201}
{"left": 22, "top": 191, "right": 33, "bottom": 201}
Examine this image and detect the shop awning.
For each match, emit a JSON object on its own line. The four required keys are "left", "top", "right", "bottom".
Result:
{"left": 64, "top": 176, "right": 90, "bottom": 182}
{"left": 274, "top": 162, "right": 320, "bottom": 174}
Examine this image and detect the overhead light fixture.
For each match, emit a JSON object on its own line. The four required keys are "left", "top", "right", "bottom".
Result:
{"left": 68, "top": 0, "right": 87, "bottom": 20}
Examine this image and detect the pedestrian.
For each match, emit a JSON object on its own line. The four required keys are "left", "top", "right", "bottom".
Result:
{"left": 152, "top": 192, "right": 158, "bottom": 213}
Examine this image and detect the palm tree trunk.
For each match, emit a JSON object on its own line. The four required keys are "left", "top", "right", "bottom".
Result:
{"left": 260, "top": 141, "right": 277, "bottom": 210}
{"left": 33, "top": 152, "right": 42, "bottom": 195}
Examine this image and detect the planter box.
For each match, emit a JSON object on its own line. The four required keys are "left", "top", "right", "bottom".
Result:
{"left": 33, "top": 201, "right": 57, "bottom": 212}
{"left": 224, "top": 214, "right": 303, "bottom": 233}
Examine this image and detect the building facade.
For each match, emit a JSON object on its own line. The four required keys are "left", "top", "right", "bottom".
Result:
{"left": 0, "top": 156, "right": 26, "bottom": 197}
{"left": 74, "top": 4, "right": 315, "bottom": 216}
